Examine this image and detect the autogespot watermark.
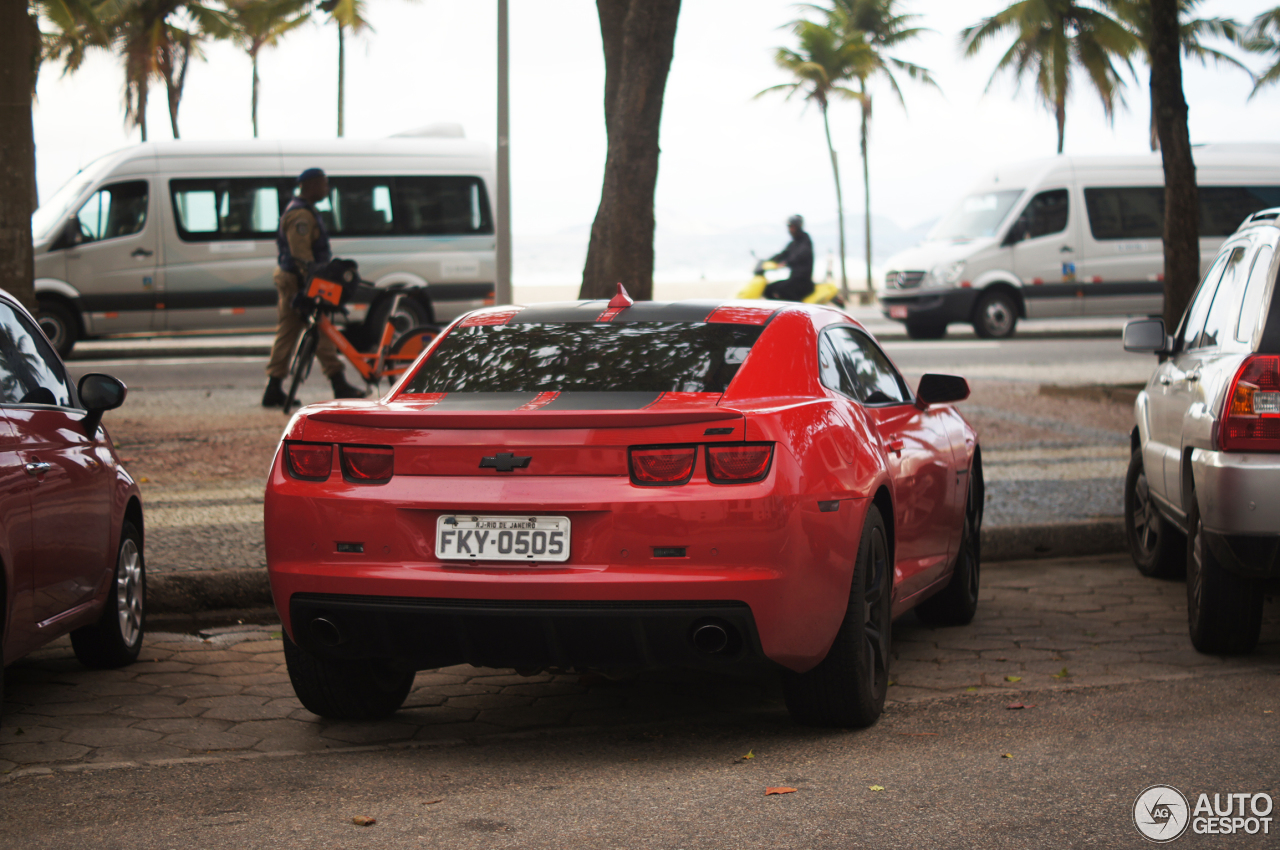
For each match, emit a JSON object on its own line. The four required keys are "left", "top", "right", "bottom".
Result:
{"left": 1133, "top": 784, "right": 1275, "bottom": 842}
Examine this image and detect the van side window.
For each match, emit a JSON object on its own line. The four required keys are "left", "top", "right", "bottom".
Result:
{"left": 393, "top": 177, "right": 493, "bottom": 236}
{"left": 1237, "top": 244, "right": 1275, "bottom": 343}
{"left": 1021, "top": 189, "right": 1069, "bottom": 240}
{"left": 73, "top": 181, "right": 148, "bottom": 244}
{"left": 1177, "top": 247, "right": 1236, "bottom": 351}
{"left": 1084, "top": 187, "right": 1164, "bottom": 240}
{"left": 1199, "top": 245, "right": 1250, "bottom": 349}
{"left": 171, "top": 178, "right": 291, "bottom": 241}
{"left": 1199, "top": 187, "right": 1280, "bottom": 237}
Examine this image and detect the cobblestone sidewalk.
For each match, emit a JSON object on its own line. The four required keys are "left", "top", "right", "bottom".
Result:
{"left": 3, "top": 555, "right": 1276, "bottom": 782}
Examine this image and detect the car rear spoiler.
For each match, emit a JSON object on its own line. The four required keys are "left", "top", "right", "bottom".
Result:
{"left": 305, "top": 407, "right": 743, "bottom": 431}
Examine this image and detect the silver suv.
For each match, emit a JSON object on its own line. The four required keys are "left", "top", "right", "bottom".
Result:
{"left": 1123, "top": 208, "right": 1280, "bottom": 655}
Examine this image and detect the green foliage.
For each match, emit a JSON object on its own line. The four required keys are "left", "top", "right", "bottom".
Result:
{"left": 1243, "top": 6, "right": 1280, "bottom": 97}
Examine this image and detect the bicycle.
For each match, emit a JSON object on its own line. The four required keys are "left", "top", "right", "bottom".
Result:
{"left": 283, "top": 259, "right": 440, "bottom": 413}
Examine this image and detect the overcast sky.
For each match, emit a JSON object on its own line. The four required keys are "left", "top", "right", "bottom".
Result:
{"left": 32, "top": 0, "right": 1280, "bottom": 283}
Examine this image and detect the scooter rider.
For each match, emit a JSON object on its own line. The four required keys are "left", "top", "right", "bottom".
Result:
{"left": 262, "top": 168, "right": 366, "bottom": 407}
{"left": 763, "top": 214, "right": 815, "bottom": 302}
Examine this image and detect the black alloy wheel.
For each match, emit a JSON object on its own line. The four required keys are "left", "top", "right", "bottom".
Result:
{"left": 916, "top": 454, "right": 984, "bottom": 626}
{"left": 783, "top": 505, "right": 891, "bottom": 728}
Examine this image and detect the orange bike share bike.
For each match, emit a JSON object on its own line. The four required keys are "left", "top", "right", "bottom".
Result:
{"left": 283, "top": 259, "right": 439, "bottom": 413}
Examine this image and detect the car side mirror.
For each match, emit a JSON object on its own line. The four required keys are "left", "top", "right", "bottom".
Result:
{"left": 916, "top": 373, "right": 970, "bottom": 407}
{"left": 78, "top": 373, "right": 127, "bottom": 436}
{"left": 1123, "top": 318, "right": 1172, "bottom": 355}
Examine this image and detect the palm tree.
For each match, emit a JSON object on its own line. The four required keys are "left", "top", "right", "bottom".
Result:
{"left": 1244, "top": 7, "right": 1280, "bottom": 96}
{"left": 1108, "top": 0, "right": 1247, "bottom": 149}
{"left": 319, "top": 0, "right": 370, "bottom": 138}
{"left": 759, "top": 19, "right": 867, "bottom": 300}
{"left": 224, "top": 0, "right": 310, "bottom": 137}
{"left": 115, "top": 1, "right": 228, "bottom": 141}
{"left": 817, "top": 0, "right": 936, "bottom": 299}
{"left": 961, "top": 1, "right": 1140, "bottom": 154}
{"left": 38, "top": 0, "right": 117, "bottom": 86}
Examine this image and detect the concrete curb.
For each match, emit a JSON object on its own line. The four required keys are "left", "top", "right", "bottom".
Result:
{"left": 146, "top": 520, "right": 1129, "bottom": 616}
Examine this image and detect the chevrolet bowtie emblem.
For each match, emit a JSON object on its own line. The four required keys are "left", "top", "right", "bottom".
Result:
{"left": 480, "top": 452, "right": 532, "bottom": 472}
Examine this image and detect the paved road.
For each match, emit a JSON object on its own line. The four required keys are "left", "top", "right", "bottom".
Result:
{"left": 2, "top": 554, "right": 1277, "bottom": 847}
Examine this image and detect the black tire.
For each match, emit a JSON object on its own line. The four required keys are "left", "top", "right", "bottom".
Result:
{"left": 1186, "top": 494, "right": 1263, "bottom": 655}
{"left": 36, "top": 298, "right": 79, "bottom": 359}
{"left": 71, "top": 521, "right": 145, "bottom": 669}
{"left": 1124, "top": 449, "right": 1185, "bottom": 578}
{"left": 916, "top": 453, "right": 984, "bottom": 626}
{"left": 284, "top": 326, "right": 319, "bottom": 413}
{"left": 783, "top": 505, "right": 891, "bottom": 728}
{"left": 363, "top": 291, "right": 432, "bottom": 351}
{"left": 283, "top": 634, "right": 414, "bottom": 720}
{"left": 972, "top": 289, "right": 1018, "bottom": 339}
{"left": 904, "top": 318, "right": 947, "bottom": 340}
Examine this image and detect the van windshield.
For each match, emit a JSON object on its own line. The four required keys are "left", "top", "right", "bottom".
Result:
{"left": 930, "top": 190, "right": 1023, "bottom": 241}
{"left": 32, "top": 177, "right": 92, "bottom": 243}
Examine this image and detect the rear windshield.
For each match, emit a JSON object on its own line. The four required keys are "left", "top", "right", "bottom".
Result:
{"left": 401, "top": 322, "right": 763, "bottom": 394}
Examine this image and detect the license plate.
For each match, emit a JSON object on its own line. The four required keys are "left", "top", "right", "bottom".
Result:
{"left": 888, "top": 305, "right": 909, "bottom": 319}
{"left": 436, "top": 515, "right": 571, "bottom": 562}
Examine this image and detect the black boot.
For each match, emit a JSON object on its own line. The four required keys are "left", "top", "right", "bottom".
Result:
{"left": 330, "top": 371, "right": 367, "bottom": 399}
{"left": 262, "top": 377, "right": 286, "bottom": 407}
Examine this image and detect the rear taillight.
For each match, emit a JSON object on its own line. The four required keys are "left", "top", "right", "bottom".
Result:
{"left": 341, "top": 445, "right": 394, "bottom": 482}
{"left": 1220, "top": 355, "right": 1280, "bottom": 452}
{"left": 286, "top": 442, "right": 333, "bottom": 480}
{"left": 629, "top": 446, "right": 697, "bottom": 486}
{"left": 706, "top": 444, "right": 774, "bottom": 483}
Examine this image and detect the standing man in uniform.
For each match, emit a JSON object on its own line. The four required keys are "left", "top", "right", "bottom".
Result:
{"left": 763, "top": 214, "right": 815, "bottom": 302}
{"left": 262, "top": 168, "right": 366, "bottom": 406}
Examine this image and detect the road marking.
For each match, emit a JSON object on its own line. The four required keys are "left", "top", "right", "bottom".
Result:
{"left": 984, "top": 446, "right": 1126, "bottom": 462}
{"left": 881, "top": 341, "right": 1003, "bottom": 352}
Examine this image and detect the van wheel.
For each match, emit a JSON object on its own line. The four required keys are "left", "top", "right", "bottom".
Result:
{"left": 972, "top": 290, "right": 1017, "bottom": 339}
{"left": 905, "top": 318, "right": 947, "bottom": 340}
{"left": 363, "top": 291, "right": 431, "bottom": 350}
{"left": 1186, "top": 494, "right": 1262, "bottom": 655}
{"left": 36, "top": 299, "right": 78, "bottom": 358}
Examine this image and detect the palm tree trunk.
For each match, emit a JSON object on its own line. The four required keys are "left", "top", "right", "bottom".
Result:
{"left": 821, "top": 102, "right": 848, "bottom": 301}
{"left": 1150, "top": 0, "right": 1199, "bottom": 327}
{"left": 138, "top": 82, "right": 149, "bottom": 143}
{"left": 860, "top": 96, "right": 872, "bottom": 297}
{"left": 1148, "top": 73, "right": 1159, "bottom": 151}
{"left": 0, "top": 2, "right": 38, "bottom": 312}
{"left": 1055, "top": 96, "right": 1065, "bottom": 154}
{"left": 337, "top": 22, "right": 345, "bottom": 138}
{"left": 580, "top": 0, "right": 682, "bottom": 301}
{"left": 251, "top": 50, "right": 260, "bottom": 138}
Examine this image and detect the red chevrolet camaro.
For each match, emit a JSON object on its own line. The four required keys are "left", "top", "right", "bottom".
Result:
{"left": 265, "top": 292, "right": 982, "bottom": 727}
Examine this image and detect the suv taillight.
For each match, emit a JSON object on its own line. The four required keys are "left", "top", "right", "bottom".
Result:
{"left": 1220, "top": 355, "right": 1280, "bottom": 452}
{"left": 285, "top": 442, "right": 333, "bottom": 480}
{"left": 629, "top": 446, "right": 697, "bottom": 485}
{"left": 706, "top": 444, "right": 773, "bottom": 483}
{"left": 341, "top": 445, "right": 394, "bottom": 483}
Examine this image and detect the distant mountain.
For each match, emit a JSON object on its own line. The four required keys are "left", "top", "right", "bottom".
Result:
{"left": 514, "top": 214, "right": 937, "bottom": 287}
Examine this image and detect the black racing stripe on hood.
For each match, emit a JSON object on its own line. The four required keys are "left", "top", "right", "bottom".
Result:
{"left": 538, "top": 392, "right": 664, "bottom": 410}
{"left": 429, "top": 392, "right": 541, "bottom": 411}
{"left": 506, "top": 300, "right": 724, "bottom": 324}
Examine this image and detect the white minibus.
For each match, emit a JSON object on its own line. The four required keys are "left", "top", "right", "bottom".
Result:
{"left": 31, "top": 138, "right": 496, "bottom": 355}
{"left": 878, "top": 143, "right": 1280, "bottom": 339}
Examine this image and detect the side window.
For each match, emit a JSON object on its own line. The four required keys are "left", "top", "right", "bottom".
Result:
{"left": 825, "top": 328, "right": 909, "bottom": 405}
{"left": 1199, "top": 246, "right": 1251, "bottom": 349}
{"left": 1237, "top": 244, "right": 1275, "bottom": 343}
{"left": 1022, "top": 189, "right": 1069, "bottom": 240}
{"left": 1177, "top": 248, "right": 1234, "bottom": 351}
{"left": 74, "top": 181, "right": 148, "bottom": 244}
{"left": 0, "top": 303, "right": 74, "bottom": 407}
{"left": 1084, "top": 187, "right": 1165, "bottom": 240}
{"left": 319, "top": 178, "right": 396, "bottom": 236}
{"left": 817, "top": 333, "right": 845, "bottom": 396}
{"left": 395, "top": 176, "right": 493, "bottom": 235}
{"left": 171, "top": 178, "right": 290, "bottom": 241}
{"left": 1199, "top": 187, "right": 1280, "bottom": 237}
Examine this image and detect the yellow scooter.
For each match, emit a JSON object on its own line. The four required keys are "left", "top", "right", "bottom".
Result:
{"left": 737, "top": 259, "right": 845, "bottom": 307}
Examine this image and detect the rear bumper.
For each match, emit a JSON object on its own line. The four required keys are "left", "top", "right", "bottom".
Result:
{"left": 289, "top": 594, "right": 771, "bottom": 674}
{"left": 879, "top": 288, "right": 979, "bottom": 326}
{"left": 265, "top": 460, "right": 868, "bottom": 674}
{"left": 1191, "top": 449, "right": 1280, "bottom": 535}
